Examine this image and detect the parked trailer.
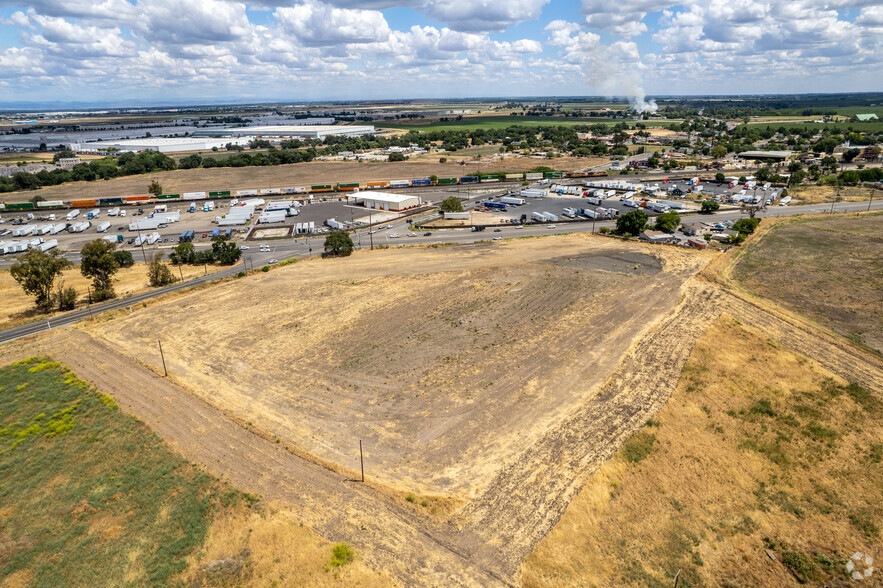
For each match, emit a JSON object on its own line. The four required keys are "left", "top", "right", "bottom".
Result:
{"left": 37, "top": 239, "right": 58, "bottom": 252}
{"left": 500, "top": 196, "right": 525, "bottom": 206}
{"left": 443, "top": 212, "right": 470, "bottom": 220}
{"left": 218, "top": 217, "right": 248, "bottom": 226}
{"left": 543, "top": 212, "right": 559, "bottom": 222}
{"left": 69, "top": 221, "right": 91, "bottom": 233}
{"left": 50, "top": 223, "right": 68, "bottom": 234}
{"left": 779, "top": 196, "right": 792, "bottom": 206}
{"left": 129, "top": 218, "right": 160, "bottom": 231}
{"left": 108, "top": 207, "right": 120, "bottom": 216}
{"left": 325, "top": 218, "right": 346, "bottom": 230}
{"left": 520, "top": 188, "right": 546, "bottom": 198}
{"left": 531, "top": 211, "right": 548, "bottom": 222}
{"left": 581, "top": 208, "right": 601, "bottom": 219}
{"left": 96, "top": 221, "right": 111, "bottom": 233}
{"left": 482, "top": 201, "right": 507, "bottom": 210}
{"left": 562, "top": 208, "right": 578, "bottom": 219}
{"left": 133, "top": 234, "right": 148, "bottom": 247}
{"left": 655, "top": 200, "right": 687, "bottom": 210}
{"left": 12, "top": 225, "right": 36, "bottom": 237}
{"left": 258, "top": 211, "right": 287, "bottom": 224}
{"left": 266, "top": 201, "right": 294, "bottom": 212}
{"left": 179, "top": 230, "right": 195, "bottom": 242}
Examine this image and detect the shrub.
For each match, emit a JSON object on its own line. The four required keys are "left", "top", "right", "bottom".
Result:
{"left": 622, "top": 432, "right": 656, "bottom": 463}
{"left": 405, "top": 493, "right": 416, "bottom": 503}
{"left": 328, "top": 543, "right": 354, "bottom": 568}
{"left": 261, "top": 266, "right": 269, "bottom": 272}
{"left": 57, "top": 286, "right": 77, "bottom": 311}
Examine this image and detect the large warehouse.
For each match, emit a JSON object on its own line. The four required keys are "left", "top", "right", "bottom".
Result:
{"left": 192, "top": 125, "right": 375, "bottom": 139}
{"left": 355, "top": 191, "right": 421, "bottom": 212}
{"left": 70, "top": 136, "right": 251, "bottom": 154}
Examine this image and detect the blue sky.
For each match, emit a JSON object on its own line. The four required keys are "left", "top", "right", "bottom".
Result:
{"left": 0, "top": 0, "right": 881, "bottom": 106}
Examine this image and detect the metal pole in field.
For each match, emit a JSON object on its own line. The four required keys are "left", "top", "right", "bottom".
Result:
{"left": 359, "top": 439, "right": 364, "bottom": 483}
{"left": 158, "top": 339, "right": 167, "bottom": 377}
{"left": 86, "top": 286, "right": 93, "bottom": 319}
{"left": 178, "top": 262, "right": 183, "bottom": 282}
{"left": 368, "top": 209, "right": 374, "bottom": 250}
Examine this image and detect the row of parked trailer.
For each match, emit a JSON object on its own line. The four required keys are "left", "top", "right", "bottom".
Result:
{"left": 0, "top": 238, "right": 58, "bottom": 255}
{"left": 0, "top": 171, "right": 585, "bottom": 214}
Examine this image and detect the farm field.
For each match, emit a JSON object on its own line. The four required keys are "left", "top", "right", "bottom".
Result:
{"left": 788, "top": 184, "right": 879, "bottom": 204}
{"left": 0, "top": 155, "right": 605, "bottom": 203}
{"left": 0, "top": 261, "right": 226, "bottom": 330}
{"left": 744, "top": 120, "right": 883, "bottom": 132}
{"left": 726, "top": 212, "right": 883, "bottom": 352}
{"left": 87, "top": 235, "right": 705, "bottom": 498}
{"left": 521, "top": 316, "right": 882, "bottom": 587}
{"left": 377, "top": 115, "right": 679, "bottom": 131}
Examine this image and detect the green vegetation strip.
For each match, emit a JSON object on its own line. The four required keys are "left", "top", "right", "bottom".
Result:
{"left": 0, "top": 357, "right": 250, "bottom": 585}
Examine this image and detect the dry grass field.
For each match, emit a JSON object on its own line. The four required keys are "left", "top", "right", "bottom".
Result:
{"left": 0, "top": 156, "right": 606, "bottom": 203}
{"left": 87, "top": 235, "right": 700, "bottom": 498}
{"left": 520, "top": 316, "right": 882, "bottom": 587}
{"left": 0, "top": 262, "right": 225, "bottom": 330}
{"left": 789, "top": 185, "right": 880, "bottom": 204}
{"left": 725, "top": 212, "right": 883, "bottom": 352}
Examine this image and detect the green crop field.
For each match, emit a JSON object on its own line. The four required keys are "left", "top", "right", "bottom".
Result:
{"left": 377, "top": 115, "right": 678, "bottom": 132}
{"left": 745, "top": 120, "right": 883, "bottom": 133}
{"left": 0, "top": 358, "right": 253, "bottom": 586}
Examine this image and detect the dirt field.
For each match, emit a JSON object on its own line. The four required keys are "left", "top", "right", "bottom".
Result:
{"left": 520, "top": 316, "right": 882, "bottom": 587}
{"left": 789, "top": 185, "right": 880, "bottom": 204}
{"left": 85, "top": 236, "right": 702, "bottom": 499}
{"left": 0, "top": 156, "right": 606, "bottom": 203}
{"left": 724, "top": 212, "right": 883, "bottom": 352}
{"left": 0, "top": 261, "right": 225, "bottom": 330}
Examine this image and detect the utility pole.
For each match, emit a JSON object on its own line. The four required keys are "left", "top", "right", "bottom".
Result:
{"left": 86, "top": 286, "right": 94, "bottom": 319}
{"left": 177, "top": 262, "right": 183, "bottom": 282}
{"left": 368, "top": 209, "right": 374, "bottom": 250}
{"left": 359, "top": 439, "right": 365, "bottom": 483}
{"left": 157, "top": 339, "right": 167, "bottom": 377}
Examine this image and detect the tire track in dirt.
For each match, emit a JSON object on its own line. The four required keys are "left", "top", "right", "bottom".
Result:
{"left": 454, "top": 281, "right": 725, "bottom": 575}
{"left": 717, "top": 291, "right": 883, "bottom": 393}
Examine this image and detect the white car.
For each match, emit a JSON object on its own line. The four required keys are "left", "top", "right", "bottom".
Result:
{"left": 240, "top": 245, "right": 250, "bottom": 250}
{"left": 547, "top": 224, "right": 556, "bottom": 229}
{"left": 389, "top": 233, "right": 400, "bottom": 238}
{"left": 269, "top": 259, "right": 279, "bottom": 264}
{"left": 493, "top": 236, "right": 502, "bottom": 240}
{"left": 515, "top": 225, "right": 523, "bottom": 229}
{"left": 407, "top": 232, "right": 417, "bottom": 237}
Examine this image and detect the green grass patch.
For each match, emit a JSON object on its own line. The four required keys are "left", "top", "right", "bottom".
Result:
{"left": 622, "top": 432, "right": 656, "bottom": 464}
{"left": 327, "top": 543, "right": 354, "bottom": 569}
{"left": 0, "top": 357, "right": 250, "bottom": 586}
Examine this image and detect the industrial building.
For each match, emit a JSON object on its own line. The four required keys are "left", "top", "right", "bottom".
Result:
{"left": 738, "top": 150, "right": 792, "bottom": 161}
{"left": 70, "top": 137, "right": 251, "bottom": 154}
{"left": 191, "top": 125, "right": 375, "bottom": 140}
{"left": 355, "top": 191, "right": 421, "bottom": 212}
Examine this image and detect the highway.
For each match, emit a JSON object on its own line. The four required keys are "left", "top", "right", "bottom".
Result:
{"left": 1, "top": 197, "right": 881, "bottom": 346}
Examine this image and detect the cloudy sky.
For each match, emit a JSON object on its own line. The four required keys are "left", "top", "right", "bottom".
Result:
{"left": 0, "top": 0, "right": 881, "bottom": 105}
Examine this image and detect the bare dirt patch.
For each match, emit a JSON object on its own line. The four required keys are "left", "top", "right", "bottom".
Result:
{"left": 88, "top": 236, "right": 704, "bottom": 499}
{"left": 790, "top": 185, "right": 879, "bottom": 204}
{"left": 520, "top": 316, "right": 882, "bottom": 587}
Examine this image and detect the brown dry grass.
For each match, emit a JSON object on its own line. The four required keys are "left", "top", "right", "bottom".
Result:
{"left": 0, "top": 261, "right": 224, "bottom": 329}
{"left": 1, "top": 156, "right": 606, "bottom": 203}
{"left": 180, "top": 504, "right": 391, "bottom": 587}
{"left": 789, "top": 185, "right": 880, "bottom": 204}
{"left": 86, "top": 235, "right": 702, "bottom": 499}
{"left": 520, "top": 315, "right": 882, "bottom": 587}
{"left": 718, "top": 211, "right": 883, "bottom": 353}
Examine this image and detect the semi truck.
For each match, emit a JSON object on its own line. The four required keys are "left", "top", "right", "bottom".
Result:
{"left": 500, "top": 196, "right": 525, "bottom": 206}
{"left": 482, "top": 201, "right": 507, "bottom": 210}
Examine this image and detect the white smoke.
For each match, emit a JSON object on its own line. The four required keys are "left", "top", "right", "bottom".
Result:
{"left": 586, "top": 45, "right": 658, "bottom": 114}
{"left": 630, "top": 92, "right": 658, "bottom": 114}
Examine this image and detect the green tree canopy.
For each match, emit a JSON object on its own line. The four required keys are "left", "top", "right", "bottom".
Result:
{"left": 711, "top": 144, "right": 728, "bottom": 159}
{"left": 10, "top": 249, "right": 71, "bottom": 312}
{"left": 324, "top": 231, "right": 354, "bottom": 257}
{"left": 147, "top": 252, "right": 176, "bottom": 287}
{"left": 170, "top": 241, "right": 196, "bottom": 265}
{"left": 210, "top": 236, "right": 241, "bottom": 265}
{"left": 732, "top": 217, "right": 761, "bottom": 235}
{"left": 714, "top": 172, "right": 726, "bottom": 183}
{"left": 439, "top": 196, "right": 464, "bottom": 213}
{"left": 701, "top": 199, "right": 720, "bottom": 214}
{"left": 654, "top": 211, "right": 682, "bottom": 234}
{"left": 147, "top": 180, "right": 163, "bottom": 196}
{"left": 112, "top": 250, "right": 134, "bottom": 268}
{"left": 80, "top": 240, "right": 120, "bottom": 301}
{"left": 616, "top": 209, "right": 648, "bottom": 236}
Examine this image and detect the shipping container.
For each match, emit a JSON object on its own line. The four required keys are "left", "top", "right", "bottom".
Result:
{"left": 209, "top": 190, "right": 231, "bottom": 198}
{"left": 182, "top": 192, "right": 206, "bottom": 200}
{"left": 37, "top": 200, "right": 65, "bottom": 209}
{"left": 505, "top": 173, "right": 524, "bottom": 180}
{"left": 336, "top": 182, "right": 360, "bottom": 191}
{"left": 259, "top": 188, "right": 282, "bottom": 195}
{"left": 235, "top": 189, "right": 258, "bottom": 197}
{"left": 411, "top": 178, "right": 431, "bottom": 187}
{"left": 98, "top": 197, "right": 124, "bottom": 206}
{"left": 156, "top": 193, "right": 181, "bottom": 200}
{"left": 544, "top": 171, "right": 564, "bottom": 179}
{"left": 459, "top": 176, "right": 479, "bottom": 184}
{"left": 479, "top": 175, "right": 500, "bottom": 183}
{"left": 437, "top": 177, "right": 458, "bottom": 185}
{"left": 310, "top": 184, "right": 333, "bottom": 192}
{"left": 525, "top": 173, "right": 544, "bottom": 180}
{"left": 4, "top": 202, "right": 36, "bottom": 211}
{"left": 366, "top": 181, "right": 389, "bottom": 188}
{"left": 124, "top": 195, "right": 150, "bottom": 203}
{"left": 70, "top": 199, "right": 97, "bottom": 208}
{"left": 389, "top": 180, "right": 410, "bottom": 187}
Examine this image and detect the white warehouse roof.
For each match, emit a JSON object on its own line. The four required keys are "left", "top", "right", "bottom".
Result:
{"left": 193, "top": 125, "right": 375, "bottom": 139}
{"left": 70, "top": 137, "right": 251, "bottom": 154}
{"left": 355, "top": 191, "right": 421, "bottom": 211}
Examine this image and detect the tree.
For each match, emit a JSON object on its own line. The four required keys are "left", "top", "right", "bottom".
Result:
{"left": 615, "top": 209, "right": 648, "bottom": 236}
{"left": 148, "top": 180, "right": 163, "bottom": 196}
{"left": 112, "top": 250, "right": 134, "bottom": 268}
{"left": 439, "top": 196, "right": 464, "bottom": 213}
{"left": 324, "top": 231, "right": 354, "bottom": 257}
{"left": 10, "top": 249, "right": 71, "bottom": 312}
{"left": 842, "top": 148, "right": 861, "bottom": 163}
{"left": 701, "top": 199, "right": 720, "bottom": 213}
{"left": 438, "top": 157, "right": 447, "bottom": 163}
{"left": 654, "top": 211, "right": 681, "bottom": 233}
{"left": 388, "top": 152, "right": 406, "bottom": 162}
{"left": 711, "top": 144, "right": 728, "bottom": 159}
{"left": 147, "top": 252, "right": 176, "bottom": 287}
{"left": 715, "top": 172, "right": 725, "bottom": 183}
{"left": 210, "top": 236, "right": 241, "bottom": 265}
{"left": 170, "top": 241, "right": 196, "bottom": 265}
{"left": 80, "top": 239, "right": 120, "bottom": 301}
{"left": 732, "top": 217, "right": 760, "bottom": 235}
